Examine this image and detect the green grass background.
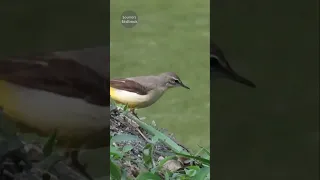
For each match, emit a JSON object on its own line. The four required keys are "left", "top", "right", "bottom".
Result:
{"left": 110, "top": 1, "right": 210, "bottom": 150}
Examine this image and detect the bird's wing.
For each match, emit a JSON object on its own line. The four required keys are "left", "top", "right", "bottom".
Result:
{"left": 0, "top": 54, "right": 109, "bottom": 106}
{"left": 52, "top": 46, "right": 109, "bottom": 78}
{"left": 110, "top": 78, "right": 149, "bottom": 95}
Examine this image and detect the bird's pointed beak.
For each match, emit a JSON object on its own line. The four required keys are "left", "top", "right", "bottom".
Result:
{"left": 228, "top": 70, "right": 256, "bottom": 88}
{"left": 179, "top": 82, "right": 190, "bottom": 89}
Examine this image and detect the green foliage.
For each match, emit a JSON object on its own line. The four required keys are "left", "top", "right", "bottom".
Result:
{"left": 174, "top": 152, "right": 210, "bottom": 166}
{"left": 0, "top": 114, "right": 78, "bottom": 179}
{"left": 111, "top": 134, "right": 140, "bottom": 144}
{"left": 143, "top": 144, "right": 155, "bottom": 169}
{"left": 110, "top": 160, "right": 122, "bottom": 180}
{"left": 124, "top": 112, "right": 188, "bottom": 154}
{"left": 110, "top": 104, "right": 210, "bottom": 180}
{"left": 42, "top": 129, "right": 58, "bottom": 157}
{"left": 110, "top": 134, "right": 140, "bottom": 160}
{"left": 136, "top": 172, "right": 162, "bottom": 180}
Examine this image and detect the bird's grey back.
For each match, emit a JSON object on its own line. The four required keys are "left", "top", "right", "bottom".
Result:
{"left": 126, "top": 75, "right": 163, "bottom": 90}
{"left": 130, "top": 72, "right": 179, "bottom": 88}
{"left": 126, "top": 72, "right": 174, "bottom": 90}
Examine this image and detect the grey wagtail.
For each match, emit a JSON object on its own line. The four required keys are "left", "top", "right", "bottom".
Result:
{"left": 211, "top": 42, "right": 256, "bottom": 88}
{"left": 110, "top": 72, "right": 190, "bottom": 113}
{"left": 0, "top": 47, "right": 109, "bottom": 179}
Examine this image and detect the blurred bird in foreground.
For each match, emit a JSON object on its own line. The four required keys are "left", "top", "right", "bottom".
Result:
{"left": 211, "top": 42, "right": 256, "bottom": 88}
{"left": 0, "top": 47, "right": 110, "bottom": 179}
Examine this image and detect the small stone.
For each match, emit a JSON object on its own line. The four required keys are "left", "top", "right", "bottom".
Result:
{"left": 162, "top": 160, "right": 182, "bottom": 172}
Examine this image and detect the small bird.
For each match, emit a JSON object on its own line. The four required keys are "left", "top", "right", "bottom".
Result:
{"left": 110, "top": 72, "right": 190, "bottom": 113}
{"left": 0, "top": 47, "right": 110, "bottom": 179}
{"left": 211, "top": 42, "right": 256, "bottom": 88}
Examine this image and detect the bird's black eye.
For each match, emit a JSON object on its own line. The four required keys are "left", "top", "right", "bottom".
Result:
{"left": 174, "top": 79, "right": 180, "bottom": 84}
{"left": 169, "top": 78, "right": 180, "bottom": 85}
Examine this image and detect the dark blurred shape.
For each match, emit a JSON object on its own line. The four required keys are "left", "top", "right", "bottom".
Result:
{"left": 210, "top": 0, "right": 319, "bottom": 180}
{"left": 210, "top": 41, "right": 256, "bottom": 88}
{"left": 0, "top": 0, "right": 110, "bottom": 178}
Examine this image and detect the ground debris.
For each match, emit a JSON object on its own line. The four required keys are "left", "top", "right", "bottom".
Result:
{"left": 0, "top": 140, "right": 89, "bottom": 180}
{"left": 110, "top": 107, "right": 187, "bottom": 178}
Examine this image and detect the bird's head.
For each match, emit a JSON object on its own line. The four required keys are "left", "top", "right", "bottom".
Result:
{"left": 159, "top": 72, "right": 190, "bottom": 90}
{"left": 211, "top": 42, "right": 256, "bottom": 88}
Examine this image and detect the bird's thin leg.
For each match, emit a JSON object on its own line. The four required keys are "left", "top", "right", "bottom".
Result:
{"left": 130, "top": 108, "right": 139, "bottom": 118}
{"left": 128, "top": 108, "right": 152, "bottom": 142}
{"left": 70, "top": 150, "right": 93, "bottom": 180}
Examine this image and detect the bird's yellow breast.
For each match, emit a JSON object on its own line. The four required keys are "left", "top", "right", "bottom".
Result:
{"left": 110, "top": 87, "right": 164, "bottom": 108}
{"left": 1, "top": 81, "right": 110, "bottom": 140}
{"left": 0, "top": 80, "right": 20, "bottom": 117}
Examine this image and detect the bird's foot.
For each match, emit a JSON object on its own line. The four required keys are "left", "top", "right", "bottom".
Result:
{"left": 130, "top": 109, "right": 139, "bottom": 119}
{"left": 69, "top": 151, "right": 93, "bottom": 180}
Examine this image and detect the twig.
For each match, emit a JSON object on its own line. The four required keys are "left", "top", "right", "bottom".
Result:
{"left": 136, "top": 128, "right": 153, "bottom": 144}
